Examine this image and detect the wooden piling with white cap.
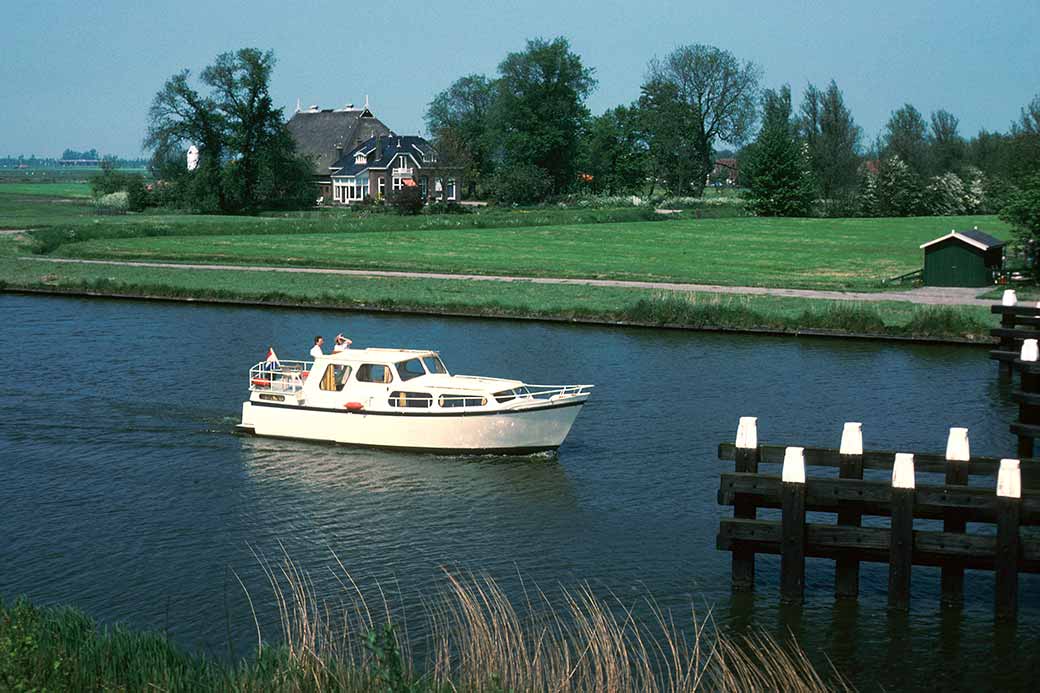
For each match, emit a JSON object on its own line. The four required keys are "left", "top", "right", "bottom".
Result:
{"left": 836, "top": 422, "right": 864, "bottom": 599}
{"left": 732, "top": 417, "right": 759, "bottom": 591}
{"left": 995, "top": 459, "right": 1022, "bottom": 621}
{"left": 888, "top": 453, "right": 916, "bottom": 611}
{"left": 941, "top": 427, "right": 970, "bottom": 608}
{"left": 1016, "top": 339, "right": 1040, "bottom": 459}
{"left": 780, "top": 446, "right": 806, "bottom": 604}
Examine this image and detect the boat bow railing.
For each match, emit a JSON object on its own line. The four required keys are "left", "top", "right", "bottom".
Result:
{"left": 249, "top": 360, "right": 313, "bottom": 393}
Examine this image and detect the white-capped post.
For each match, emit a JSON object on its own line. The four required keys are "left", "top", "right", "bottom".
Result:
{"left": 942, "top": 428, "right": 970, "bottom": 607}
{"left": 1017, "top": 340, "right": 1040, "bottom": 459}
{"left": 1002, "top": 289, "right": 1018, "bottom": 307}
{"left": 837, "top": 423, "right": 865, "bottom": 599}
{"left": 780, "top": 446, "right": 807, "bottom": 604}
{"left": 996, "top": 459, "right": 1022, "bottom": 621}
{"left": 889, "top": 453, "right": 915, "bottom": 610}
{"left": 732, "top": 417, "right": 760, "bottom": 591}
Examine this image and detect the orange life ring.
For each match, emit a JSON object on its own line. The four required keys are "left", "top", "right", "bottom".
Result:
{"left": 344, "top": 401, "right": 364, "bottom": 411}
{"left": 251, "top": 378, "right": 271, "bottom": 387}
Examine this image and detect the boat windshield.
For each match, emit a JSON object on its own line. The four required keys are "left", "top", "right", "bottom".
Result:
{"left": 423, "top": 355, "right": 447, "bottom": 374}
{"left": 396, "top": 358, "right": 427, "bottom": 381}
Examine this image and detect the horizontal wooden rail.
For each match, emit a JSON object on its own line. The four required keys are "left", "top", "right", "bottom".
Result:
{"left": 991, "top": 304, "right": 1040, "bottom": 316}
{"left": 717, "top": 472, "right": 1040, "bottom": 524}
{"left": 717, "top": 518, "right": 1040, "bottom": 571}
{"left": 718, "top": 442, "right": 1040, "bottom": 485}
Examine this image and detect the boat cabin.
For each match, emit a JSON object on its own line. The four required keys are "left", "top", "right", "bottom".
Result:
{"left": 248, "top": 348, "right": 536, "bottom": 412}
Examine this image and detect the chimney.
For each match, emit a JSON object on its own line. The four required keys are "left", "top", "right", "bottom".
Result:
{"left": 374, "top": 136, "right": 382, "bottom": 161}
{"left": 335, "top": 144, "right": 344, "bottom": 161}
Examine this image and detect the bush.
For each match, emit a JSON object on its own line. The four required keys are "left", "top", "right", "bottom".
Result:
{"left": 490, "top": 163, "right": 552, "bottom": 205}
{"left": 388, "top": 186, "right": 423, "bottom": 215}
{"left": 90, "top": 169, "right": 149, "bottom": 211}
{"left": 94, "top": 191, "right": 129, "bottom": 213}
{"left": 424, "top": 201, "right": 471, "bottom": 215}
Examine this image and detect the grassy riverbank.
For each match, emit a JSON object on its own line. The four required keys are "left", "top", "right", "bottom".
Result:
{"left": 1, "top": 564, "right": 847, "bottom": 692}
{"left": 0, "top": 254, "right": 996, "bottom": 341}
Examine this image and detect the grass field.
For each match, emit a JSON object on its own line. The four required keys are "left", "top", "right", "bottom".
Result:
{"left": 0, "top": 184, "right": 1008, "bottom": 340}
{"left": 50, "top": 214, "right": 1010, "bottom": 290}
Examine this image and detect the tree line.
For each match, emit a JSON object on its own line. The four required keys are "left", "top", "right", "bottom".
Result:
{"left": 426, "top": 37, "right": 1040, "bottom": 223}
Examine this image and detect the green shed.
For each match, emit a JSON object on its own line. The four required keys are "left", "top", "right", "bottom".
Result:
{"left": 920, "top": 228, "right": 1005, "bottom": 287}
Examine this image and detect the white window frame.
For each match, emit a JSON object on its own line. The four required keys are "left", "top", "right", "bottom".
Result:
{"left": 447, "top": 178, "right": 456, "bottom": 200}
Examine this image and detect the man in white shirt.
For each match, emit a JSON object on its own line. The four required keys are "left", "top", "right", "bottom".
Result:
{"left": 310, "top": 335, "right": 324, "bottom": 359}
{"left": 332, "top": 333, "right": 353, "bottom": 352}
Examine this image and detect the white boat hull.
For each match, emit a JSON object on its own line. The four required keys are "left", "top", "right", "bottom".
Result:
{"left": 240, "top": 399, "right": 585, "bottom": 453}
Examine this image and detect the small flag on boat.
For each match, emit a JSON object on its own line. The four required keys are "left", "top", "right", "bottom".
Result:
{"left": 264, "top": 347, "right": 280, "bottom": 370}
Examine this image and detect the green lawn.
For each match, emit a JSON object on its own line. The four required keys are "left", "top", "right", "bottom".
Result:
{"left": 52, "top": 214, "right": 1009, "bottom": 290}
{"left": 0, "top": 182, "right": 92, "bottom": 198}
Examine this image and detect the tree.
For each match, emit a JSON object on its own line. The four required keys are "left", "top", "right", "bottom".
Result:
{"left": 637, "top": 78, "right": 702, "bottom": 196}
{"left": 1007, "top": 93, "right": 1040, "bottom": 181}
{"left": 645, "top": 44, "right": 761, "bottom": 196}
{"left": 883, "top": 104, "right": 930, "bottom": 176}
{"left": 929, "top": 109, "right": 965, "bottom": 174}
{"left": 1000, "top": 173, "right": 1040, "bottom": 275}
{"left": 144, "top": 48, "right": 313, "bottom": 213}
{"left": 799, "top": 80, "right": 861, "bottom": 207}
{"left": 584, "top": 105, "right": 647, "bottom": 195}
{"left": 874, "top": 155, "right": 924, "bottom": 216}
{"left": 425, "top": 75, "right": 496, "bottom": 196}
{"left": 490, "top": 37, "right": 596, "bottom": 197}
{"left": 742, "top": 86, "right": 815, "bottom": 216}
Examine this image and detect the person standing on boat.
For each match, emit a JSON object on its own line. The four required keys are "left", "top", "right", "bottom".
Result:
{"left": 332, "top": 333, "right": 353, "bottom": 353}
{"left": 310, "top": 336, "right": 324, "bottom": 359}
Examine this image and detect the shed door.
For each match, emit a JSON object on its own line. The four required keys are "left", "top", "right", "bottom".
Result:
{"left": 924, "top": 243, "right": 989, "bottom": 287}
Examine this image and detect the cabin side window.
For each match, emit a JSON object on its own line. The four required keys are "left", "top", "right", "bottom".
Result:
{"left": 319, "top": 365, "right": 352, "bottom": 391}
{"left": 438, "top": 394, "right": 487, "bottom": 408}
{"left": 389, "top": 391, "right": 433, "bottom": 408}
{"left": 395, "top": 358, "right": 426, "bottom": 381}
{"left": 357, "top": 364, "right": 393, "bottom": 383}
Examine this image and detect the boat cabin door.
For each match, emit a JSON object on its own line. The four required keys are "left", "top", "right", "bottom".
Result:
{"left": 344, "top": 362, "right": 394, "bottom": 408}
{"left": 308, "top": 362, "right": 354, "bottom": 408}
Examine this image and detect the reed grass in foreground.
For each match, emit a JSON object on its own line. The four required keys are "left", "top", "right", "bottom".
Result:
{"left": 1, "top": 554, "right": 851, "bottom": 692}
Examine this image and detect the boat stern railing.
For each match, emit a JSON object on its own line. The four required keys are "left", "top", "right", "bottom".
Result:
{"left": 248, "top": 360, "right": 313, "bottom": 394}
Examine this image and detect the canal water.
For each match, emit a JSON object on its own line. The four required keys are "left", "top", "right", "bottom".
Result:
{"left": 1, "top": 293, "right": 1036, "bottom": 689}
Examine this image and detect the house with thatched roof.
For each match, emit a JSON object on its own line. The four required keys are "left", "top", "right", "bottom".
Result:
{"left": 286, "top": 98, "right": 391, "bottom": 201}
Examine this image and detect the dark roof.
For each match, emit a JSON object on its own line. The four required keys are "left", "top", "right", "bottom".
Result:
{"left": 919, "top": 228, "right": 1006, "bottom": 251}
{"left": 330, "top": 135, "right": 443, "bottom": 177}
{"left": 286, "top": 107, "right": 391, "bottom": 174}
{"left": 957, "top": 229, "right": 1005, "bottom": 249}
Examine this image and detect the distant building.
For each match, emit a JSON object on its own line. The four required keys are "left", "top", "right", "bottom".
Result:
{"left": 57, "top": 159, "right": 102, "bottom": 167}
{"left": 709, "top": 158, "right": 739, "bottom": 186}
{"left": 286, "top": 99, "right": 391, "bottom": 201}
{"left": 329, "top": 135, "right": 463, "bottom": 204}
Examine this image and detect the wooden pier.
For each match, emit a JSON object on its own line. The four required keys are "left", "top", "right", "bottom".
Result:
{"left": 716, "top": 417, "right": 1038, "bottom": 619}
{"left": 990, "top": 289, "right": 1040, "bottom": 377}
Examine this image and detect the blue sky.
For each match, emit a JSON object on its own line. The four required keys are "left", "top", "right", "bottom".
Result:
{"left": 2, "top": 0, "right": 1037, "bottom": 157}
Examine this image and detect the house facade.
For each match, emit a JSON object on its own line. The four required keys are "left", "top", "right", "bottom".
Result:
{"left": 329, "top": 135, "right": 463, "bottom": 204}
{"left": 286, "top": 100, "right": 391, "bottom": 201}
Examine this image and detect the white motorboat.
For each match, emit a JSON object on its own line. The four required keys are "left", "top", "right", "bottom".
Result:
{"left": 238, "top": 348, "right": 593, "bottom": 453}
